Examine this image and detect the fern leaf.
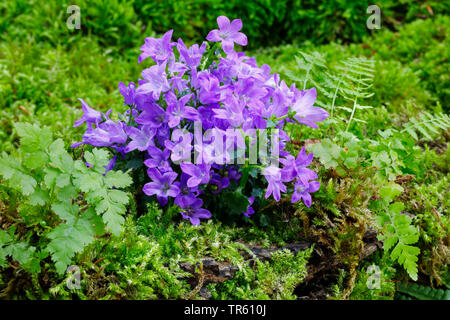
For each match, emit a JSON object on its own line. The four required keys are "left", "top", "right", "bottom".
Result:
{"left": 398, "top": 282, "right": 450, "bottom": 300}
{"left": 401, "top": 112, "right": 450, "bottom": 140}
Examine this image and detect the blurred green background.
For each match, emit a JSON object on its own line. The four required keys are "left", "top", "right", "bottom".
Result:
{"left": 0, "top": 1, "right": 448, "bottom": 148}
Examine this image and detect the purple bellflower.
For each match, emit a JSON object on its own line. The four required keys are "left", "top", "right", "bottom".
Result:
{"left": 139, "top": 30, "right": 175, "bottom": 64}
{"left": 180, "top": 162, "right": 211, "bottom": 188}
{"left": 280, "top": 147, "right": 318, "bottom": 184}
{"left": 177, "top": 196, "right": 212, "bottom": 225}
{"left": 73, "top": 15, "right": 326, "bottom": 225}
{"left": 243, "top": 196, "right": 255, "bottom": 218}
{"left": 165, "top": 92, "right": 198, "bottom": 128}
{"left": 206, "top": 16, "right": 248, "bottom": 53}
{"left": 73, "top": 98, "right": 103, "bottom": 127}
{"left": 263, "top": 166, "right": 286, "bottom": 202}
{"left": 292, "top": 88, "right": 329, "bottom": 128}
{"left": 291, "top": 179, "right": 320, "bottom": 207}
{"left": 143, "top": 168, "right": 180, "bottom": 206}
{"left": 136, "top": 63, "right": 170, "bottom": 100}
{"left": 125, "top": 126, "right": 156, "bottom": 153}
{"left": 119, "top": 82, "right": 136, "bottom": 106}
{"left": 144, "top": 146, "right": 171, "bottom": 172}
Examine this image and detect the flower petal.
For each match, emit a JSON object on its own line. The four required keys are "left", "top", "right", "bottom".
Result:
{"left": 232, "top": 32, "right": 247, "bottom": 46}
{"left": 217, "top": 16, "right": 230, "bottom": 30}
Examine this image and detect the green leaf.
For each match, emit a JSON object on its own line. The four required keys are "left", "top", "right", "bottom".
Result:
{"left": 96, "top": 198, "right": 126, "bottom": 236}
{"left": 23, "top": 151, "right": 48, "bottom": 170}
{"left": 5, "top": 242, "right": 36, "bottom": 265}
{"left": 221, "top": 191, "right": 250, "bottom": 215}
{"left": 104, "top": 170, "right": 133, "bottom": 188}
{"left": 377, "top": 200, "right": 420, "bottom": 281}
{"left": 56, "top": 185, "right": 78, "bottom": 202}
{"left": 84, "top": 149, "right": 110, "bottom": 173}
{"left": 108, "top": 189, "right": 130, "bottom": 205}
{"left": 51, "top": 202, "right": 79, "bottom": 224}
{"left": 75, "top": 172, "right": 103, "bottom": 193}
{"left": 0, "top": 153, "right": 37, "bottom": 195}
{"left": 29, "top": 186, "right": 50, "bottom": 206}
{"left": 44, "top": 168, "right": 59, "bottom": 188}
{"left": 0, "top": 229, "right": 13, "bottom": 246}
{"left": 380, "top": 183, "right": 404, "bottom": 203}
{"left": 49, "top": 139, "right": 74, "bottom": 174}
{"left": 15, "top": 122, "right": 52, "bottom": 153}
{"left": 55, "top": 173, "right": 71, "bottom": 188}
{"left": 0, "top": 153, "right": 18, "bottom": 180}
{"left": 46, "top": 217, "right": 95, "bottom": 275}
{"left": 307, "top": 139, "right": 342, "bottom": 169}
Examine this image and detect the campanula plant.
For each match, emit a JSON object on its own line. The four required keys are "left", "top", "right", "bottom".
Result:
{"left": 72, "top": 16, "right": 329, "bottom": 225}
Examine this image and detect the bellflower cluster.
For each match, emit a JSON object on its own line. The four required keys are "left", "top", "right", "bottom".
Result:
{"left": 72, "top": 16, "right": 329, "bottom": 225}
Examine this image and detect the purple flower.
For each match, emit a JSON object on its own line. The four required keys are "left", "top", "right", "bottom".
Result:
{"left": 174, "top": 173, "right": 200, "bottom": 206}
{"left": 125, "top": 125, "right": 156, "bottom": 153}
{"left": 143, "top": 168, "right": 180, "bottom": 206}
{"left": 197, "top": 72, "right": 222, "bottom": 104}
{"left": 291, "top": 179, "right": 320, "bottom": 207}
{"left": 73, "top": 98, "right": 103, "bottom": 127}
{"left": 72, "top": 16, "right": 324, "bottom": 216}
{"left": 206, "top": 16, "right": 248, "bottom": 53}
{"left": 280, "top": 147, "right": 318, "bottom": 183}
{"left": 213, "top": 94, "right": 245, "bottom": 127}
{"left": 243, "top": 196, "right": 255, "bottom": 218}
{"left": 99, "top": 120, "right": 128, "bottom": 145}
{"left": 263, "top": 166, "right": 286, "bottom": 202}
{"left": 177, "top": 195, "right": 212, "bottom": 225}
{"left": 78, "top": 127, "right": 112, "bottom": 147}
{"left": 194, "top": 131, "right": 231, "bottom": 165}
{"left": 165, "top": 92, "right": 198, "bottom": 128}
{"left": 156, "top": 123, "right": 171, "bottom": 146}
{"left": 180, "top": 162, "right": 211, "bottom": 188}
{"left": 136, "top": 63, "right": 170, "bottom": 100}
{"left": 177, "top": 39, "right": 207, "bottom": 69}
{"left": 228, "top": 166, "right": 242, "bottom": 181}
{"left": 135, "top": 93, "right": 156, "bottom": 111}
{"left": 72, "top": 119, "right": 127, "bottom": 148}
{"left": 292, "top": 88, "right": 329, "bottom": 128}
{"left": 119, "top": 82, "right": 136, "bottom": 106}
{"left": 144, "top": 146, "right": 171, "bottom": 172}
{"left": 104, "top": 155, "right": 117, "bottom": 176}
{"left": 210, "top": 173, "right": 230, "bottom": 194}
{"left": 135, "top": 104, "right": 166, "bottom": 128}
{"left": 196, "top": 105, "right": 216, "bottom": 130}
{"left": 138, "top": 30, "right": 175, "bottom": 64}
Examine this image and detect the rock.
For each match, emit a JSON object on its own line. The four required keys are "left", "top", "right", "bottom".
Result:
{"left": 179, "top": 258, "right": 238, "bottom": 285}
{"left": 363, "top": 227, "right": 378, "bottom": 240}
{"left": 239, "top": 241, "right": 311, "bottom": 261}
{"left": 180, "top": 241, "right": 312, "bottom": 295}
{"left": 199, "top": 287, "right": 212, "bottom": 299}
{"left": 361, "top": 242, "right": 379, "bottom": 259}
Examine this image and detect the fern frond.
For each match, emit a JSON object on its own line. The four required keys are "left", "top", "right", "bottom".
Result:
{"left": 397, "top": 282, "right": 450, "bottom": 300}
{"left": 401, "top": 112, "right": 450, "bottom": 141}
{"left": 290, "top": 50, "right": 328, "bottom": 90}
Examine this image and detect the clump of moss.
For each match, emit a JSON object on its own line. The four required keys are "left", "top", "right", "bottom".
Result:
{"left": 48, "top": 203, "right": 312, "bottom": 300}
{"left": 209, "top": 248, "right": 312, "bottom": 300}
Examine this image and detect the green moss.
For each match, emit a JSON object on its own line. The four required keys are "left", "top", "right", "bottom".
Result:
{"left": 209, "top": 248, "right": 312, "bottom": 300}
{"left": 47, "top": 203, "right": 312, "bottom": 300}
